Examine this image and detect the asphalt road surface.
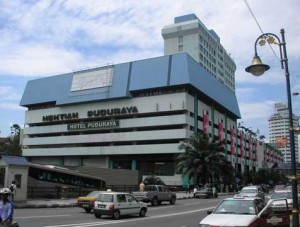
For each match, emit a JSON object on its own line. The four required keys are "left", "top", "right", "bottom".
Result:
{"left": 14, "top": 196, "right": 230, "bottom": 227}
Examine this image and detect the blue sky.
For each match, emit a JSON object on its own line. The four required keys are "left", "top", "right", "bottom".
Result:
{"left": 1, "top": 0, "right": 300, "bottom": 139}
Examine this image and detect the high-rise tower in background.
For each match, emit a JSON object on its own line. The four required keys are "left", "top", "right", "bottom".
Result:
{"left": 162, "top": 14, "right": 236, "bottom": 92}
{"left": 269, "top": 102, "right": 299, "bottom": 163}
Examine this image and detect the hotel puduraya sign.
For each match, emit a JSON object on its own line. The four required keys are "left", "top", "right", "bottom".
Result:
{"left": 67, "top": 120, "right": 119, "bottom": 131}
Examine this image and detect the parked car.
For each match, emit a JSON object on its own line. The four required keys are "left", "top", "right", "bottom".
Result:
{"left": 199, "top": 195, "right": 290, "bottom": 227}
{"left": 194, "top": 187, "right": 217, "bottom": 199}
{"left": 77, "top": 191, "right": 103, "bottom": 213}
{"left": 93, "top": 192, "right": 147, "bottom": 219}
{"left": 238, "top": 185, "right": 265, "bottom": 200}
{"left": 132, "top": 185, "right": 176, "bottom": 206}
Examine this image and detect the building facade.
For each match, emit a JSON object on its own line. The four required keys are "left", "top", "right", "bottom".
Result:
{"left": 162, "top": 14, "right": 236, "bottom": 92}
{"left": 20, "top": 53, "right": 280, "bottom": 186}
{"left": 268, "top": 102, "right": 299, "bottom": 163}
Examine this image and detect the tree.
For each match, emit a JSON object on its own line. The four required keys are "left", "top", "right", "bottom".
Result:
{"left": 0, "top": 124, "right": 22, "bottom": 156}
{"left": 143, "top": 176, "right": 165, "bottom": 185}
{"left": 176, "top": 132, "right": 234, "bottom": 185}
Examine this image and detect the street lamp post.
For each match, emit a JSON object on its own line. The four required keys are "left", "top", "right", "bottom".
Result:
{"left": 245, "top": 29, "right": 299, "bottom": 227}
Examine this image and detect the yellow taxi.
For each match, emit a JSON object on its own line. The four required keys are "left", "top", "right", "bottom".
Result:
{"left": 77, "top": 191, "right": 103, "bottom": 213}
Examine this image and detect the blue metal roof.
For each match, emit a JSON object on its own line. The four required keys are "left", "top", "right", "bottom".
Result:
{"left": 20, "top": 53, "right": 241, "bottom": 118}
{"left": 1, "top": 155, "right": 29, "bottom": 166}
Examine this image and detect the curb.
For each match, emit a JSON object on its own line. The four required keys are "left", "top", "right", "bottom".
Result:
{"left": 15, "top": 203, "right": 78, "bottom": 209}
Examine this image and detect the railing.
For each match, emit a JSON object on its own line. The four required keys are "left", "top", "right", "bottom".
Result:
{"left": 27, "top": 185, "right": 139, "bottom": 199}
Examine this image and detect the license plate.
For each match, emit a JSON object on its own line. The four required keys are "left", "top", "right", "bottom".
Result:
{"left": 82, "top": 204, "right": 89, "bottom": 207}
{"left": 98, "top": 205, "right": 106, "bottom": 208}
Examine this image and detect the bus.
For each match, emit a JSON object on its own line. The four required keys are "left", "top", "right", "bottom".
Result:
{"left": 28, "top": 163, "right": 106, "bottom": 198}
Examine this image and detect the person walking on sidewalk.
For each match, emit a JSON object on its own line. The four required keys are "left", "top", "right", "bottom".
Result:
{"left": 9, "top": 181, "right": 17, "bottom": 202}
{"left": 0, "top": 188, "right": 13, "bottom": 227}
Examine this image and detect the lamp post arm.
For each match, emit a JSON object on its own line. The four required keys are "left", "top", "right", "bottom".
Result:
{"left": 253, "top": 32, "right": 284, "bottom": 69}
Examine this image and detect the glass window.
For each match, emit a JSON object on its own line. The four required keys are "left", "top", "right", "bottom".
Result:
{"left": 117, "top": 194, "right": 127, "bottom": 203}
{"left": 126, "top": 194, "right": 137, "bottom": 202}
{"left": 178, "top": 36, "right": 183, "bottom": 43}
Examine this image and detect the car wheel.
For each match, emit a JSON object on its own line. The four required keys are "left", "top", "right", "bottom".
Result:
{"left": 139, "top": 208, "right": 147, "bottom": 217}
{"left": 170, "top": 196, "right": 176, "bottom": 205}
{"left": 94, "top": 212, "right": 102, "bottom": 219}
{"left": 151, "top": 197, "right": 158, "bottom": 206}
{"left": 112, "top": 210, "right": 120, "bottom": 219}
{"left": 84, "top": 208, "right": 92, "bottom": 213}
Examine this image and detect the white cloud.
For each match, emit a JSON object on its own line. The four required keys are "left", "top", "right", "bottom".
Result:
{"left": 0, "top": 86, "right": 22, "bottom": 101}
{"left": 0, "top": 0, "right": 300, "bottom": 137}
{"left": 0, "top": 102, "right": 25, "bottom": 111}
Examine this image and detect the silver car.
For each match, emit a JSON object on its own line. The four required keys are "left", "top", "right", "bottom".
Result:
{"left": 93, "top": 192, "right": 147, "bottom": 219}
{"left": 238, "top": 185, "right": 265, "bottom": 200}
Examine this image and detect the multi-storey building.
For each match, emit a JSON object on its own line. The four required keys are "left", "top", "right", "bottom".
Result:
{"left": 162, "top": 14, "right": 236, "bottom": 92}
{"left": 19, "top": 53, "right": 278, "bottom": 186}
{"left": 268, "top": 102, "right": 299, "bottom": 163}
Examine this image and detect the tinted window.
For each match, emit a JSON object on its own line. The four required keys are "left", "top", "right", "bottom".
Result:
{"left": 117, "top": 194, "right": 127, "bottom": 203}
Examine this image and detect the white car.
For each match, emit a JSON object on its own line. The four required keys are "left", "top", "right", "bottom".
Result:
{"left": 199, "top": 195, "right": 290, "bottom": 227}
{"left": 93, "top": 192, "right": 147, "bottom": 219}
{"left": 268, "top": 191, "right": 293, "bottom": 211}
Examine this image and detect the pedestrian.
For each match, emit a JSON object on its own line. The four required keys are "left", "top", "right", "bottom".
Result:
{"left": 185, "top": 182, "right": 190, "bottom": 194}
{"left": 139, "top": 182, "right": 145, "bottom": 192}
{"left": 9, "top": 181, "right": 17, "bottom": 202}
{"left": 212, "top": 186, "right": 216, "bottom": 197}
{"left": 0, "top": 188, "right": 13, "bottom": 227}
{"left": 193, "top": 186, "right": 198, "bottom": 197}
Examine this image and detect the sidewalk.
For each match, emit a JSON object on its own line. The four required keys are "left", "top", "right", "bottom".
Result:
{"left": 14, "top": 192, "right": 233, "bottom": 209}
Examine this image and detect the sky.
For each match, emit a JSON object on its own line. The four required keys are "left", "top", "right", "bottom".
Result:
{"left": 1, "top": 0, "right": 300, "bottom": 139}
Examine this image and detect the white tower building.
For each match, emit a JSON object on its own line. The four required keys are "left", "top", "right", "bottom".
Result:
{"left": 162, "top": 14, "right": 236, "bottom": 92}
{"left": 268, "top": 102, "right": 299, "bottom": 163}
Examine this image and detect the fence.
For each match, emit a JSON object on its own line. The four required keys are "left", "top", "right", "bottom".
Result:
{"left": 27, "top": 185, "right": 139, "bottom": 199}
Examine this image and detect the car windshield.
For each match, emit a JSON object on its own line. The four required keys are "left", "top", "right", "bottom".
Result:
{"left": 198, "top": 188, "right": 208, "bottom": 192}
{"left": 241, "top": 189, "right": 257, "bottom": 193}
{"left": 274, "top": 185, "right": 286, "bottom": 190}
{"left": 214, "top": 200, "right": 256, "bottom": 215}
{"left": 86, "top": 191, "right": 100, "bottom": 197}
{"left": 97, "top": 194, "right": 113, "bottom": 202}
{"left": 271, "top": 192, "right": 292, "bottom": 199}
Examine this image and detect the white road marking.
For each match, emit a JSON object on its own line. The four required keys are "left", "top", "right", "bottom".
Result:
{"left": 43, "top": 207, "right": 215, "bottom": 227}
{"left": 183, "top": 200, "right": 219, "bottom": 206}
{"left": 149, "top": 205, "right": 175, "bottom": 210}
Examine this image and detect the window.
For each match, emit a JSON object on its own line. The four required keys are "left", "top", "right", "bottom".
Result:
{"left": 178, "top": 45, "right": 183, "bottom": 52}
{"left": 178, "top": 36, "right": 183, "bottom": 43}
{"left": 117, "top": 194, "right": 127, "bottom": 203}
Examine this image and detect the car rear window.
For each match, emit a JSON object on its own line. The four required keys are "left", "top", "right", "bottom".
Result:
{"left": 97, "top": 194, "right": 113, "bottom": 202}
{"left": 271, "top": 192, "right": 292, "bottom": 199}
{"left": 86, "top": 191, "right": 100, "bottom": 197}
{"left": 145, "top": 186, "right": 157, "bottom": 191}
{"left": 241, "top": 188, "right": 257, "bottom": 193}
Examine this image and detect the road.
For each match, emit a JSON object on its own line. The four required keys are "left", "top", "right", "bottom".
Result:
{"left": 14, "top": 196, "right": 229, "bottom": 227}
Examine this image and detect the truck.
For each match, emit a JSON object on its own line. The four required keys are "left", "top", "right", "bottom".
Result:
{"left": 132, "top": 185, "right": 176, "bottom": 206}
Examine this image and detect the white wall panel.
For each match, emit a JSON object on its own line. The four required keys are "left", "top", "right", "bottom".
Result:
{"left": 23, "top": 129, "right": 188, "bottom": 146}
{"left": 23, "top": 115, "right": 188, "bottom": 135}
{"left": 23, "top": 144, "right": 181, "bottom": 156}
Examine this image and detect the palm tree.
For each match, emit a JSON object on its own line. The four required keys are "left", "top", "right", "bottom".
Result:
{"left": 177, "top": 132, "right": 233, "bottom": 185}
